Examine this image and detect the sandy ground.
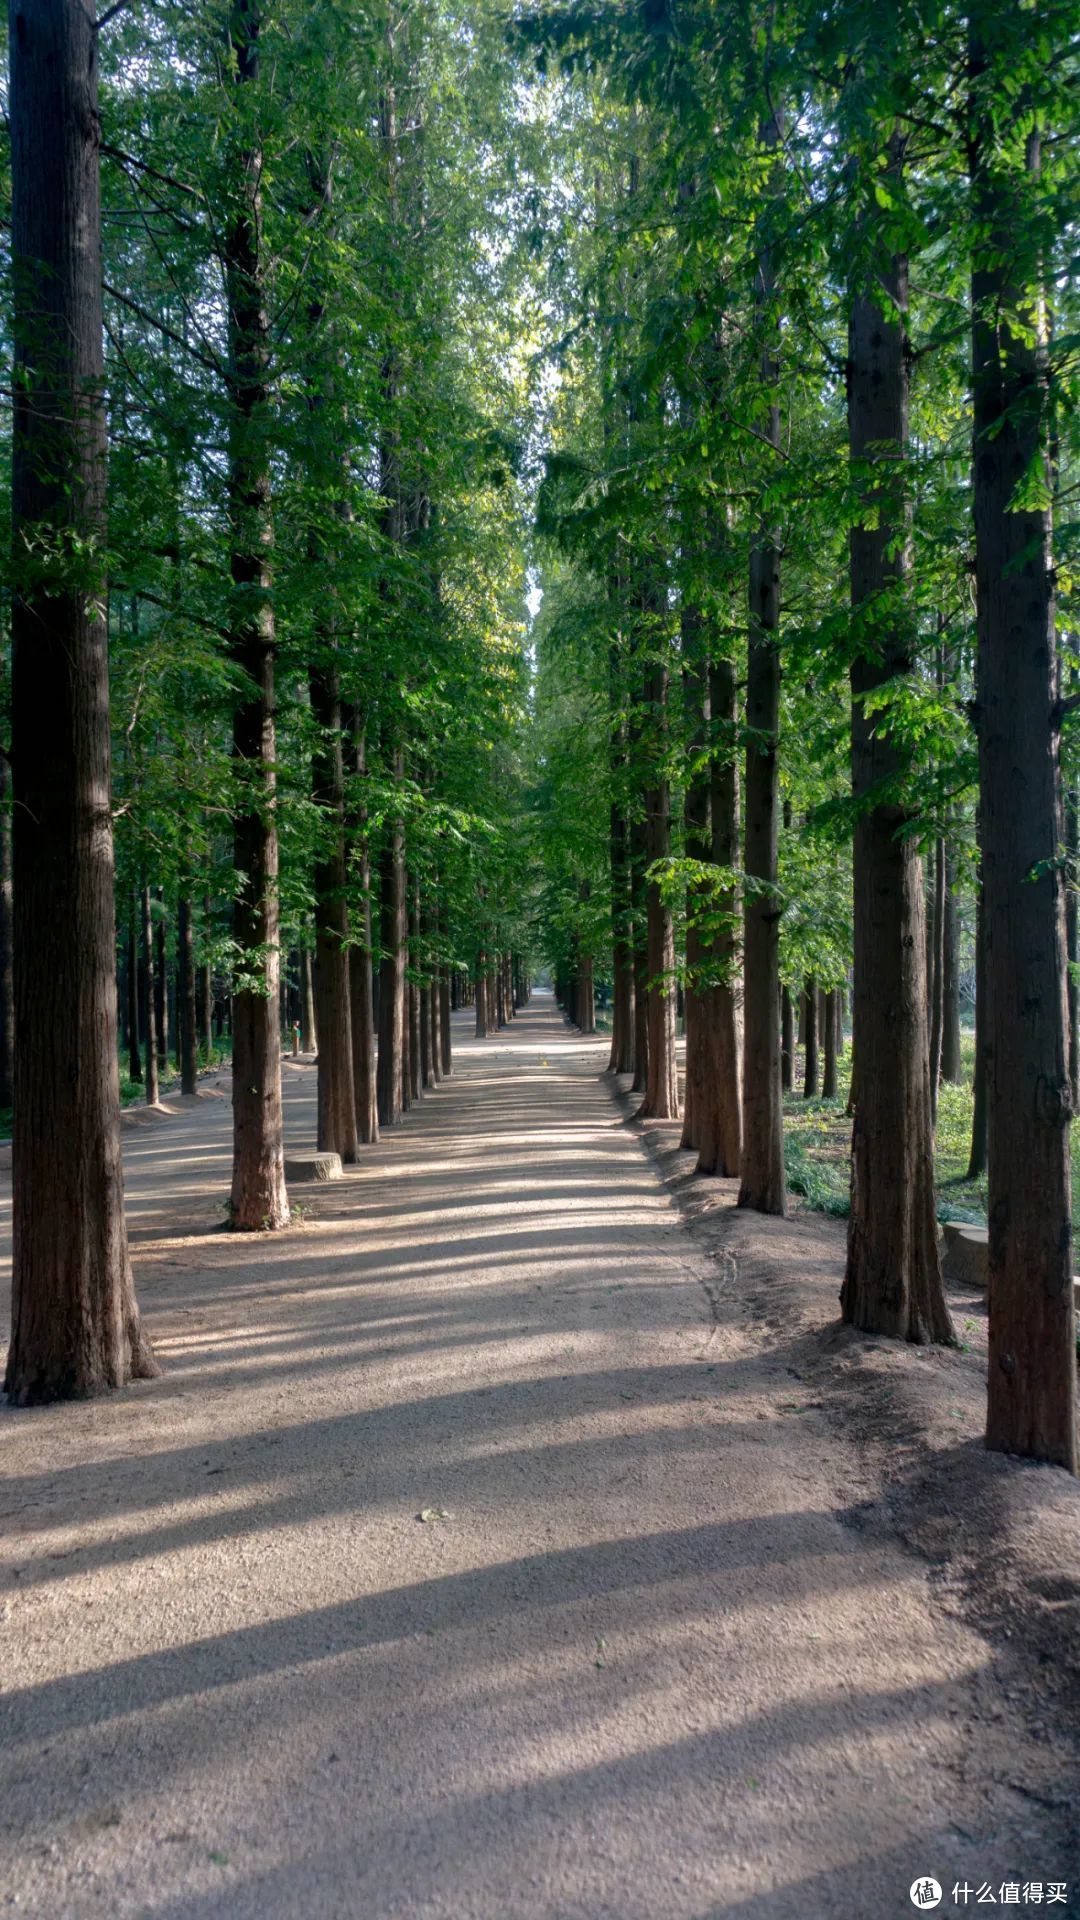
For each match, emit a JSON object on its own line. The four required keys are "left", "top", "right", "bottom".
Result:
{"left": 0, "top": 991, "right": 1078, "bottom": 1920}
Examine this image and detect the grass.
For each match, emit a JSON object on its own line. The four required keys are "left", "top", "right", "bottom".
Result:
{"left": 782, "top": 1028, "right": 1001, "bottom": 1226}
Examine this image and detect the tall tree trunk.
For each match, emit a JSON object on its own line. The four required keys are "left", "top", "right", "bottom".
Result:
{"left": 639, "top": 643, "right": 679, "bottom": 1119}
{"left": 609, "top": 800, "right": 634, "bottom": 1072}
{"left": 802, "top": 980, "right": 819, "bottom": 1099}
{"left": 630, "top": 814, "right": 649, "bottom": 1093}
{"left": 300, "top": 947, "right": 317, "bottom": 1053}
{"left": 177, "top": 895, "right": 198, "bottom": 1096}
{"left": 0, "top": 751, "right": 14, "bottom": 1110}
{"left": 822, "top": 991, "right": 839, "bottom": 1100}
{"left": 578, "top": 950, "right": 596, "bottom": 1034}
{"left": 224, "top": 0, "right": 288, "bottom": 1231}
{"left": 475, "top": 957, "right": 488, "bottom": 1038}
{"left": 739, "top": 112, "right": 785, "bottom": 1214}
{"left": 928, "top": 837, "right": 945, "bottom": 1120}
{"left": 348, "top": 719, "right": 378, "bottom": 1144}
{"left": 842, "top": 185, "right": 951, "bottom": 1343}
{"left": 197, "top": 894, "right": 213, "bottom": 1061}
{"left": 155, "top": 887, "right": 168, "bottom": 1071}
{"left": 5, "top": 0, "right": 155, "bottom": 1399}
{"left": 376, "top": 792, "right": 406, "bottom": 1127}
{"left": 126, "top": 898, "right": 142, "bottom": 1086}
{"left": 680, "top": 611, "right": 708, "bottom": 1151}
{"left": 970, "top": 37, "right": 1075, "bottom": 1468}
{"left": 310, "top": 662, "right": 357, "bottom": 1162}
{"left": 967, "top": 844, "right": 988, "bottom": 1180}
{"left": 780, "top": 988, "right": 793, "bottom": 1094}
{"left": 141, "top": 885, "right": 160, "bottom": 1107}
{"left": 1060, "top": 783, "right": 1068, "bottom": 1113}
{"left": 695, "top": 658, "right": 743, "bottom": 1176}
{"left": 408, "top": 886, "right": 422, "bottom": 1102}
{"left": 941, "top": 839, "right": 962, "bottom": 1084}
{"left": 439, "top": 905, "right": 453, "bottom": 1077}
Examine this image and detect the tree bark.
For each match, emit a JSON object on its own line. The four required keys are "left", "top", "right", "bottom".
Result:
{"left": 141, "top": 885, "right": 160, "bottom": 1107}
{"left": 941, "top": 839, "right": 962, "bottom": 1084}
{"left": 967, "top": 844, "right": 988, "bottom": 1180}
{"left": 802, "top": 979, "right": 819, "bottom": 1099}
{"left": 154, "top": 887, "right": 168, "bottom": 1071}
{"left": 223, "top": 0, "right": 288, "bottom": 1231}
{"left": 125, "top": 897, "right": 142, "bottom": 1086}
{"left": 177, "top": 895, "right": 198, "bottom": 1096}
{"left": 300, "top": 947, "right": 317, "bottom": 1053}
{"left": 197, "top": 894, "right": 213, "bottom": 1061}
{"left": 475, "top": 956, "right": 488, "bottom": 1037}
{"left": 0, "top": 752, "right": 14, "bottom": 1110}
{"left": 738, "top": 112, "right": 786, "bottom": 1215}
{"left": 310, "top": 661, "right": 358, "bottom": 1162}
{"left": 376, "top": 793, "right": 406, "bottom": 1127}
{"left": 695, "top": 659, "right": 743, "bottom": 1176}
{"left": 439, "top": 905, "right": 453, "bottom": 1076}
{"left": 348, "top": 720, "right": 379, "bottom": 1144}
{"left": 822, "top": 990, "right": 839, "bottom": 1100}
{"left": 928, "top": 837, "right": 945, "bottom": 1120}
{"left": 5, "top": 0, "right": 155, "bottom": 1399}
{"left": 970, "top": 38, "right": 1075, "bottom": 1467}
{"left": 630, "top": 815, "right": 650, "bottom": 1093}
{"left": 842, "top": 200, "right": 951, "bottom": 1344}
{"left": 780, "top": 987, "right": 793, "bottom": 1094}
{"left": 639, "top": 642, "right": 679, "bottom": 1119}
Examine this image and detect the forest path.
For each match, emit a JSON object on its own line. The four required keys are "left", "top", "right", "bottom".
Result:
{"left": 0, "top": 993, "right": 1056, "bottom": 1918}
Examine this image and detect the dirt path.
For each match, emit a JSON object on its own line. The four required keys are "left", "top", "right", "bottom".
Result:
{"left": 0, "top": 993, "right": 1076, "bottom": 1919}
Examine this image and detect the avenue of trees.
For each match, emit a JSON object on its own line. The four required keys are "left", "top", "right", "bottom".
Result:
{"left": 3, "top": 0, "right": 1078, "bottom": 1477}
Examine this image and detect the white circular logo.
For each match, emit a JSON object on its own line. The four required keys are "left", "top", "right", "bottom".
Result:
{"left": 909, "top": 1881, "right": 942, "bottom": 1912}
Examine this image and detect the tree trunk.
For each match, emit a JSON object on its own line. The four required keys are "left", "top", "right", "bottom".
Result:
{"left": 177, "top": 895, "right": 198, "bottom": 1096}
{"left": 680, "top": 612, "right": 708, "bottom": 1152}
{"left": 970, "top": 41, "right": 1075, "bottom": 1468}
{"left": 1060, "top": 779, "right": 1068, "bottom": 1113}
{"left": 376, "top": 796, "right": 406, "bottom": 1127}
{"left": 125, "top": 899, "right": 142, "bottom": 1086}
{"left": 348, "top": 720, "right": 378, "bottom": 1144}
{"left": 739, "top": 116, "right": 786, "bottom": 1215}
{"left": 5, "top": 0, "right": 156, "bottom": 1399}
{"left": 0, "top": 752, "right": 14, "bottom": 1110}
{"left": 696, "top": 658, "right": 743, "bottom": 1176}
{"left": 300, "top": 947, "right": 317, "bottom": 1053}
{"left": 310, "top": 662, "right": 357, "bottom": 1162}
{"left": 928, "top": 837, "right": 945, "bottom": 1120}
{"left": 639, "top": 648, "right": 679, "bottom": 1119}
{"left": 941, "top": 839, "right": 962, "bottom": 1084}
{"left": 822, "top": 990, "right": 838, "bottom": 1100}
{"left": 475, "top": 958, "right": 488, "bottom": 1038}
{"left": 223, "top": 0, "right": 288, "bottom": 1231}
{"left": 609, "top": 799, "right": 634, "bottom": 1071}
{"left": 967, "top": 844, "right": 988, "bottom": 1181}
{"left": 155, "top": 888, "right": 168, "bottom": 1071}
{"left": 408, "top": 887, "right": 422, "bottom": 1101}
{"left": 141, "top": 885, "right": 160, "bottom": 1107}
{"left": 439, "top": 908, "right": 453, "bottom": 1076}
{"left": 802, "top": 979, "right": 819, "bottom": 1099}
{"left": 578, "top": 951, "right": 596, "bottom": 1034}
{"left": 197, "top": 894, "right": 213, "bottom": 1062}
{"left": 780, "top": 988, "right": 793, "bottom": 1094}
{"left": 630, "top": 814, "right": 650, "bottom": 1093}
{"left": 842, "top": 196, "right": 951, "bottom": 1344}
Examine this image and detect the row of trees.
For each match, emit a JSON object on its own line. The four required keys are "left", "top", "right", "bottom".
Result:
{"left": 3, "top": 0, "right": 535, "bottom": 1403}
{"left": 4, "top": 0, "right": 1078, "bottom": 1481}
{"left": 523, "top": 0, "right": 1079, "bottom": 1469}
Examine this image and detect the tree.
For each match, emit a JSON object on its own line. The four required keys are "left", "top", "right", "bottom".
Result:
{"left": 5, "top": 0, "right": 156, "bottom": 1401}
{"left": 223, "top": 0, "right": 289, "bottom": 1230}
{"left": 841, "top": 134, "right": 953, "bottom": 1346}
{"left": 969, "top": 4, "right": 1076, "bottom": 1468}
